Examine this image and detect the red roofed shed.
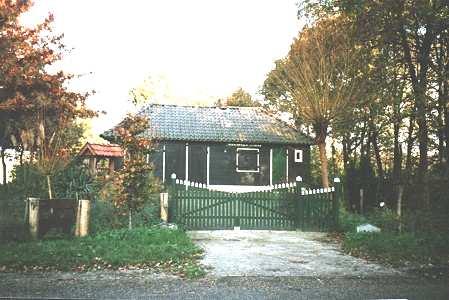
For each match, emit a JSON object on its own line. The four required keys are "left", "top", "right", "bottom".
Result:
{"left": 78, "top": 143, "right": 124, "bottom": 174}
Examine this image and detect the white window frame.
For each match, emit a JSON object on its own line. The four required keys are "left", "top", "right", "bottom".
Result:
{"left": 294, "top": 149, "right": 303, "bottom": 163}
{"left": 236, "top": 147, "right": 260, "bottom": 173}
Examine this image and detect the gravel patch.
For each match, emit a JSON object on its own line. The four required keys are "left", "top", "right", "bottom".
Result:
{"left": 1, "top": 271, "right": 448, "bottom": 299}
{"left": 189, "top": 230, "right": 399, "bottom": 277}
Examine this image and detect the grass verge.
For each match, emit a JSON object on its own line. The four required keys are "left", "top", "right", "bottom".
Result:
{"left": 341, "top": 231, "right": 449, "bottom": 277}
{"left": 0, "top": 227, "right": 205, "bottom": 279}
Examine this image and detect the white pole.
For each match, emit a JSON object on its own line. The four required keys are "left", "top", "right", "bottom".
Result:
{"left": 286, "top": 149, "right": 289, "bottom": 182}
{"left": 185, "top": 143, "right": 189, "bottom": 190}
{"left": 162, "top": 144, "right": 166, "bottom": 183}
{"left": 207, "top": 146, "right": 210, "bottom": 186}
{"left": 269, "top": 148, "right": 273, "bottom": 186}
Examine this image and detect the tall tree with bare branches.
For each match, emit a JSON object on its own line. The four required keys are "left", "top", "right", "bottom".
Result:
{"left": 263, "top": 16, "right": 363, "bottom": 187}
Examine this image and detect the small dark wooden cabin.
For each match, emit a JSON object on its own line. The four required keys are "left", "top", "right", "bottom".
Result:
{"left": 102, "top": 104, "right": 313, "bottom": 191}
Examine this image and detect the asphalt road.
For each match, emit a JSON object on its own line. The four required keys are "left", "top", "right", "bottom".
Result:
{"left": 0, "top": 271, "right": 448, "bottom": 300}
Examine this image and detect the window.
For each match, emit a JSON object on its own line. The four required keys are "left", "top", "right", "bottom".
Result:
{"left": 294, "top": 149, "right": 303, "bottom": 163}
{"left": 236, "top": 148, "right": 259, "bottom": 172}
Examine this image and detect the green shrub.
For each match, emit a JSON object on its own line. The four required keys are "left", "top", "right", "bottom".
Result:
{"left": 0, "top": 185, "right": 28, "bottom": 242}
{"left": 90, "top": 196, "right": 161, "bottom": 235}
{"left": 342, "top": 231, "right": 449, "bottom": 265}
{"left": 338, "top": 208, "right": 368, "bottom": 232}
{"left": 367, "top": 208, "right": 400, "bottom": 233}
{"left": 343, "top": 232, "right": 419, "bottom": 262}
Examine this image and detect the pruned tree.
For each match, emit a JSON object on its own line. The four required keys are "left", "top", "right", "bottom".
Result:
{"left": 263, "top": 16, "right": 363, "bottom": 187}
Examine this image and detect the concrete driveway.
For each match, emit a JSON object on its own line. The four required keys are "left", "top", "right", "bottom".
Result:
{"left": 188, "top": 230, "right": 399, "bottom": 277}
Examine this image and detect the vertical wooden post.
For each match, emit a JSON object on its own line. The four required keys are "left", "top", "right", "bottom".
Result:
{"left": 89, "top": 157, "right": 97, "bottom": 175}
{"left": 75, "top": 200, "right": 81, "bottom": 236}
{"left": 76, "top": 200, "right": 91, "bottom": 237}
{"left": 170, "top": 173, "right": 177, "bottom": 223}
{"left": 108, "top": 158, "right": 115, "bottom": 173}
{"left": 160, "top": 192, "right": 169, "bottom": 222}
{"left": 295, "top": 176, "right": 303, "bottom": 230}
{"left": 28, "top": 198, "right": 40, "bottom": 239}
{"left": 333, "top": 178, "right": 341, "bottom": 230}
{"left": 79, "top": 200, "right": 91, "bottom": 237}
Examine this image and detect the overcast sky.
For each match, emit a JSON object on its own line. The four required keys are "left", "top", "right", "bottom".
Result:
{"left": 22, "top": 0, "right": 302, "bottom": 134}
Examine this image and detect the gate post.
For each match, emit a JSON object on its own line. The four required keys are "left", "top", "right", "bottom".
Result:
{"left": 28, "top": 198, "right": 40, "bottom": 239}
{"left": 333, "top": 178, "right": 342, "bottom": 230}
{"left": 160, "top": 192, "right": 169, "bottom": 222}
{"left": 75, "top": 200, "right": 91, "bottom": 237}
{"left": 169, "top": 173, "right": 177, "bottom": 223}
{"left": 295, "top": 176, "right": 304, "bottom": 230}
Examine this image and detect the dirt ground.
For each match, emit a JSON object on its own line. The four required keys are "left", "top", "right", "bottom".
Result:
{"left": 188, "top": 230, "right": 399, "bottom": 277}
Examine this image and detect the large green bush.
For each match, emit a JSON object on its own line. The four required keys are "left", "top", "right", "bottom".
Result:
{"left": 90, "top": 196, "right": 160, "bottom": 235}
{"left": 337, "top": 207, "right": 368, "bottom": 232}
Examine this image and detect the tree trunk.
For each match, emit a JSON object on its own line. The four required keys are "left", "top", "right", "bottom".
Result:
{"left": 445, "top": 100, "right": 449, "bottom": 177}
{"left": 1, "top": 148, "right": 6, "bottom": 185}
{"left": 371, "top": 127, "right": 384, "bottom": 179}
{"left": 415, "top": 89, "right": 430, "bottom": 208}
{"left": 318, "top": 141, "right": 329, "bottom": 188}
{"left": 437, "top": 67, "right": 446, "bottom": 165}
{"left": 405, "top": 113, "right": 415, "bottom": 174}
{"left": 393, "top": 113, "right": 402, "bottom": 185}
{"left": 399, "top": 19, "right": 433, "bottom": 208}
{"left": 46, "top": 175, "right": 53, "bottom": 199}
{"left": 331, "top": 139, "right": 337, "bottom": 177}
{"left": 19, "top": 147, "right": 24, "bottom": 165}
{"left": 397, "top": 185, "right": 404, "bottom": 233}
{"left": 393, "top": 104, "right": 402, "bottom": 186}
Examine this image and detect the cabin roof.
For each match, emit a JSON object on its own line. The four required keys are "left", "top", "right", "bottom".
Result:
{"left": 78, "top": 143, "right": 124, "bottom": 158}
{"left": 102, "top": 104, "right": 313, "bottom": 145}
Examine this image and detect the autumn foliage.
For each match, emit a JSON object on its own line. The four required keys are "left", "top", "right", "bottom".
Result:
{"left": 110, "top": 114, "right": 159, "bottom": 228}
{"left": 1, "top": 1, "right": 96, "bottom": 193}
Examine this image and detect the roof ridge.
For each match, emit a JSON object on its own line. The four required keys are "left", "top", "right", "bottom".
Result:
{"left": 143, "top": 103, "right": 261, "bottom": 109}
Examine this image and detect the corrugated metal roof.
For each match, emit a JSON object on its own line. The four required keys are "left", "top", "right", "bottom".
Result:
{"left": 78, "top": 143, "right": 124, "bottom": 157}
{"left": 102, "top": 104, "right": 313, "bottom": 145}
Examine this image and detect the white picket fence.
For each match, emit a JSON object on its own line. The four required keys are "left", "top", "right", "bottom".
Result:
{"left": 174, "top": 178, "right": 335, "bottom": 194}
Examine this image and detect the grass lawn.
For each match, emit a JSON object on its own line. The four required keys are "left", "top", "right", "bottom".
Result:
{"left": 341, "top": 231, "right": 449, "bottom": 277}
{"left": 0, "top": 227, "right": 205, "bottom": 279}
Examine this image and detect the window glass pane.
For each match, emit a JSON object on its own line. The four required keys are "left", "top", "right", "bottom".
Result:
{"left": 237, "top": 149, "right": 258, "bottom": 171}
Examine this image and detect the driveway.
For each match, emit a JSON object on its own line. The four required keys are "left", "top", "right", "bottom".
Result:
{"left": 188, "top": 230, "right": 399, "bottom": 277}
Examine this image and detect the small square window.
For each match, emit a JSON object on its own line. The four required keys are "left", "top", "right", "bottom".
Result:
{"left": 294, "top": 149, "right": 303, "bottom": 163}
{"left": 236, "top": 148, "right": 260, "bottom": 173}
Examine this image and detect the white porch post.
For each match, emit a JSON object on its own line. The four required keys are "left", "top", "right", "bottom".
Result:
{"left": 286, "top": 149, "right": 289, "bottom": 182}
{"left": 185, "top": 143, "right": 189, "bottom": 190}
{"left": 206, "top": 146, "right": 210, "bottom": 186}
{"left": 162, "top": 144, "right": 166, "bottom": 183}
{"left": 269, "top": 148, "right": 273, "bottom": 186}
